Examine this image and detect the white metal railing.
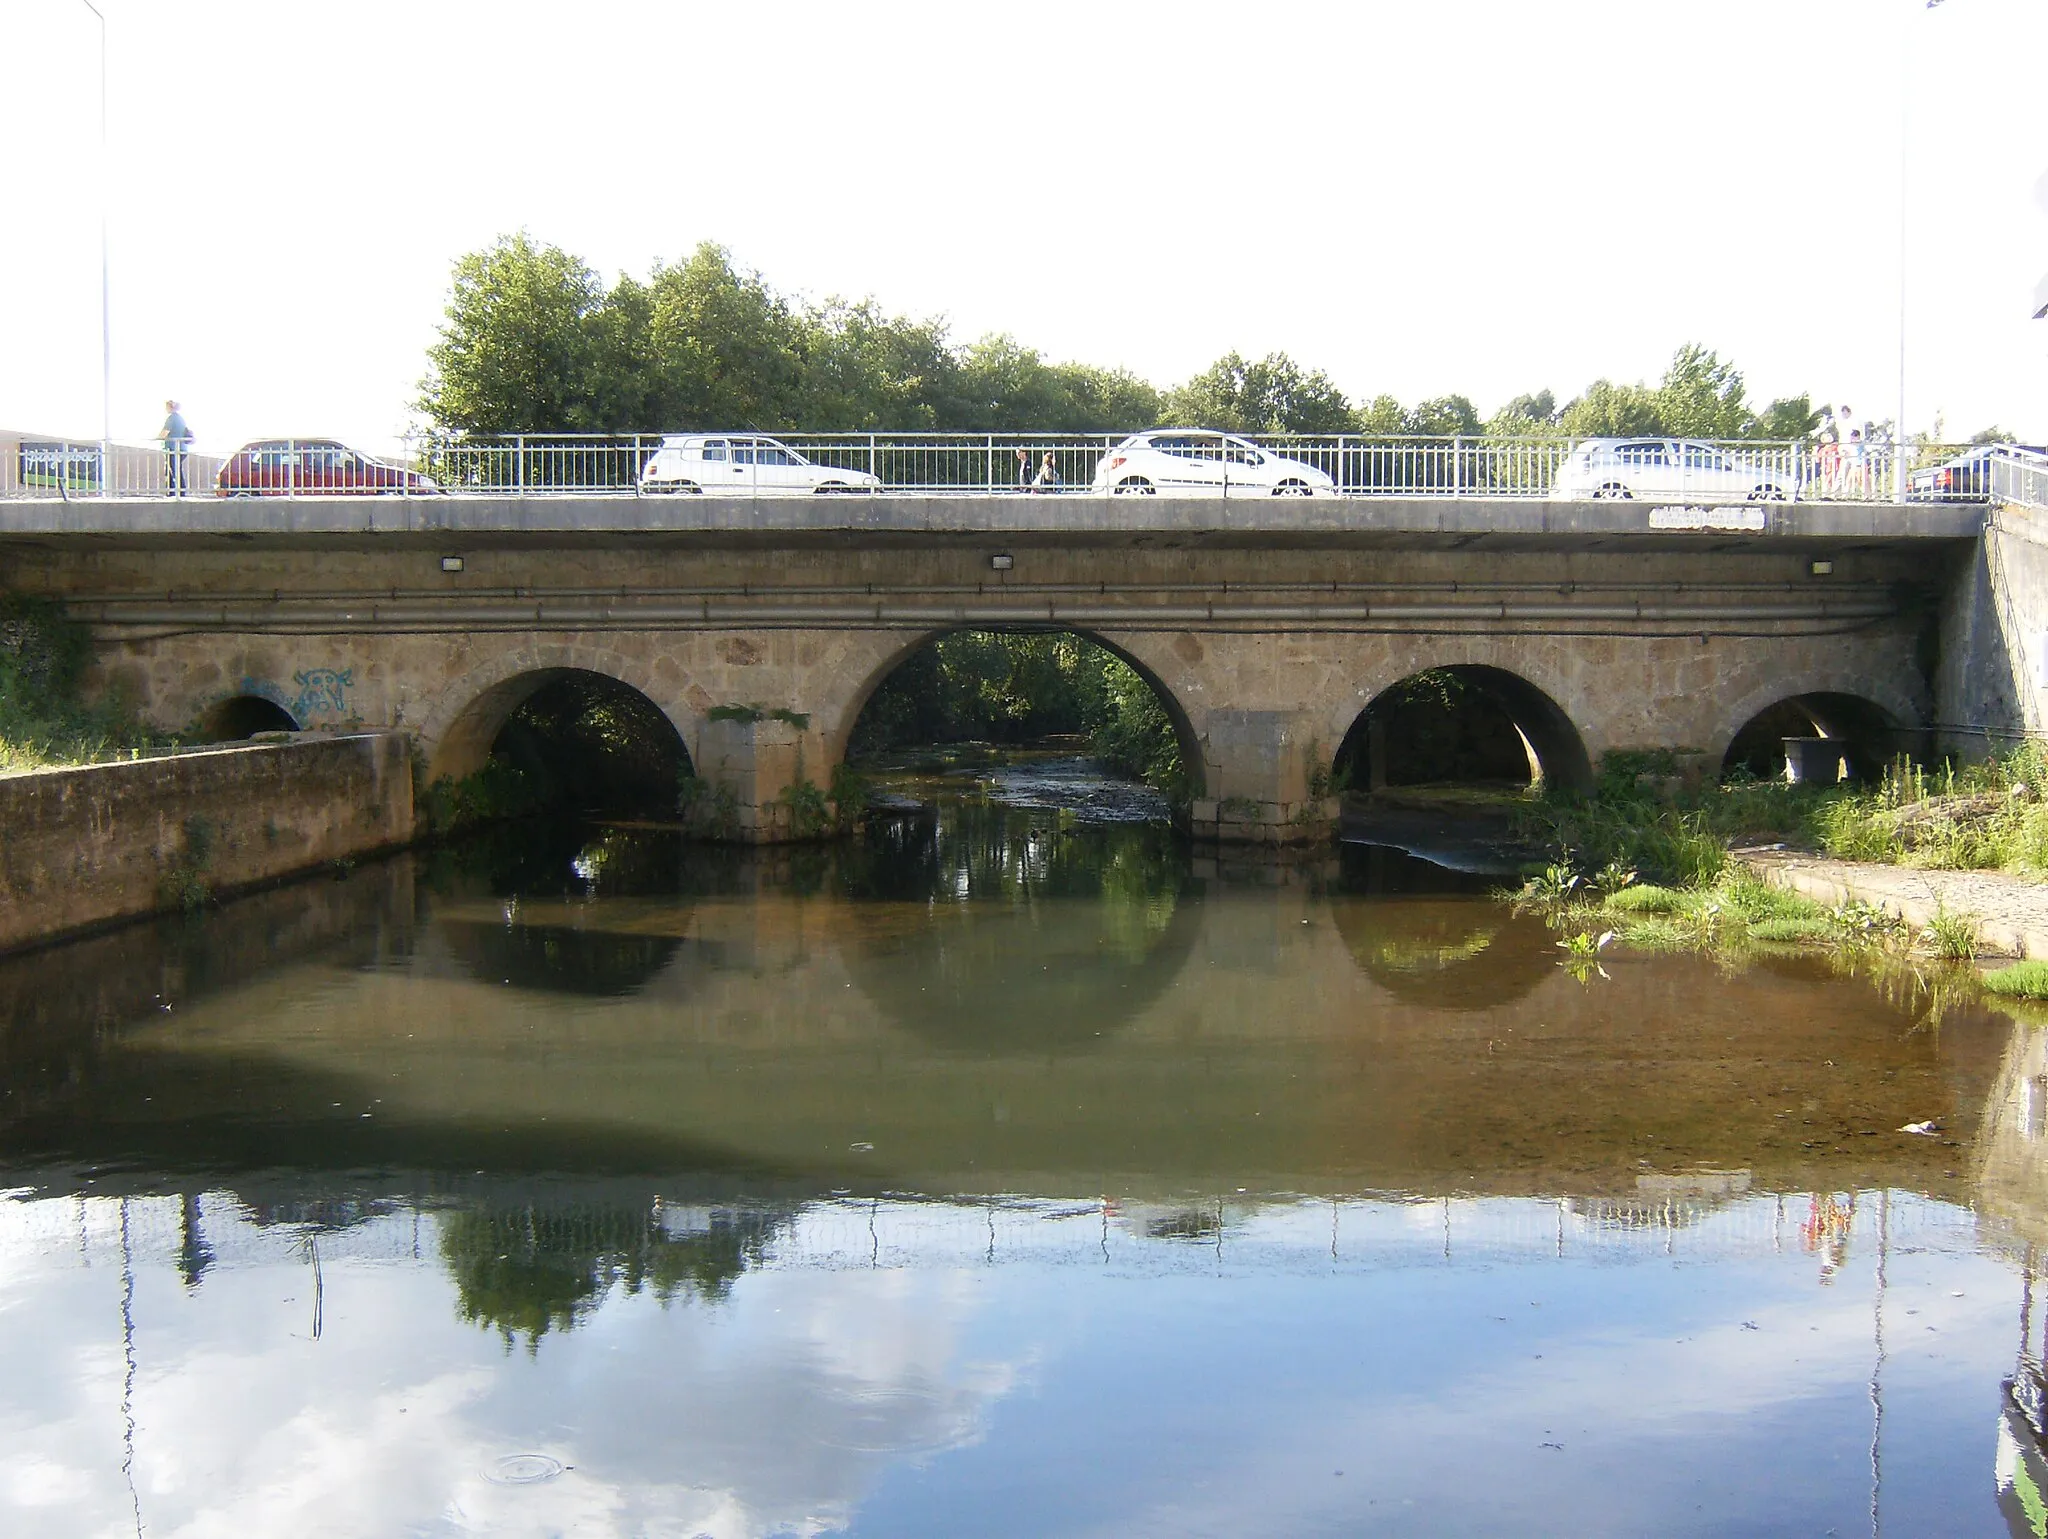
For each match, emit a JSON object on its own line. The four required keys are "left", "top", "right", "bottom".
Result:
{"left": 0, "top": 429, "right": 1987, "bottom": 503}
{"left": 1992, "top": 447, "right": 2048, "bottom": 509}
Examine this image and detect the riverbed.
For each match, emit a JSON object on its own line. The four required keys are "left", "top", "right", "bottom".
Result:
{"left": 1, "top": 763, "right": 2043, "bottom": 1536}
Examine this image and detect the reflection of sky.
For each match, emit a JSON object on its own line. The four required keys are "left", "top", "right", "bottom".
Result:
{"left": 0, "top": 1191, "right": 2024, "bottom": 1537}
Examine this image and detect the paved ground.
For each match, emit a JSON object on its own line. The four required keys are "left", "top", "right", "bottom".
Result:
{"left": 1741, "top": 846, "right": 2048, "bottom": 958}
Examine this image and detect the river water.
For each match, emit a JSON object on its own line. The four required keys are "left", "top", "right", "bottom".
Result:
{"left": 3, "top": 759, "right": 2047, "bottom": 1536}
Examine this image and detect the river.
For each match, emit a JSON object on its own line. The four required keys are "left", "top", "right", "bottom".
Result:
{"left": 1, "top": 758, "right": 2044, "bottom": 1536}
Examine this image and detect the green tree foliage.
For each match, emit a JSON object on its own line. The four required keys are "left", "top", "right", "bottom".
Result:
{"left": 1551, "top": 346, "right": 1820, "bottom": 443}
{"left": 1161, "top": 351, "right": 1356, "bottom": 434}
{"left": 420, "top": 233, "right": 618, "bottom": 434}
{"left": 422, "top": 236, "right": 1827, "bottom": 450}
{"left": 849, "top": 632, "right": 1184, "bottom": 791}
{"left": 1559, "top": 378, "right": 1666, "bottom": 438}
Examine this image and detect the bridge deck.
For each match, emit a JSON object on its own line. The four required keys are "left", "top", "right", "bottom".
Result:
{"left": 0, "top": 494, "right": 1987, "bottom": 551}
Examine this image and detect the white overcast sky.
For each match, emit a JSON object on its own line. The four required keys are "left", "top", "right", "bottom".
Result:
{"left": 4, "top": 0, "right": 2045, "bottom": 455}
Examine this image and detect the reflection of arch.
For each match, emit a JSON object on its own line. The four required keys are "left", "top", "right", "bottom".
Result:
{"left": 1720, "top": 691, "right": 1909, "bottom": 783}
{"left": 199, "top": 694, "right": 299, "bottom": 740}
{"left": 1334, "top": 664, "right": 1594, "bottom": 795}
{"left": 1329, "top": 850, "right": 1555, "bottom": 1010}
{"left": 439, "top": 920, "right": 682, "bottom": 998}
{"left": 839, "top": 812, "right": 1200, "bottom": 1049}
{"left": 835, "top": 627, "right": 1207, "bottom": 797}
{"left": 420, "top": 645, "right": 696, "bottom": 783}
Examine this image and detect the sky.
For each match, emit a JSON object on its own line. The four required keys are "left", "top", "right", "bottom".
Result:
{"left": 4, "top": 0, "right": 2046, "bottom": 457}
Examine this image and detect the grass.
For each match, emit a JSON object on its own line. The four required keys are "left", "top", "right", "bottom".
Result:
{"left": 1982, "top": 960, "right": 2048, "bottom": 1000}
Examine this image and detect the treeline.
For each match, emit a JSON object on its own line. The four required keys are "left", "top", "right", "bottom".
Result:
{"left": 419, "top": 234, "right": 1823, "bottom": 441}
{"left": 850, "top": 633, "right": 1184, "bottom": 791}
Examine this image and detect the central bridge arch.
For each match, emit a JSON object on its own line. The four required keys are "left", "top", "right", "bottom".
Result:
{"left": 1333, "top": 663, "right": 1594, "bottom": 796}
{"left": 830, "top": 626, "right": 1207, "bottom": 797}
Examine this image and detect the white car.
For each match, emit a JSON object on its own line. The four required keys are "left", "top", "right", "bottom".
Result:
{"left": 1091, "top": 429, "right": 1336, "bottom": 496}
{"left": 1552, "top": 438, "right": 1794, "bottom": 502}
{"left": 639, "top": 434, "right": 882, "bottom": 494}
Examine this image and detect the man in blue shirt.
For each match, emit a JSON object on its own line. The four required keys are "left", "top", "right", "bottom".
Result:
{"left": 158, "top": 400, "right": 193, "bottom": 495}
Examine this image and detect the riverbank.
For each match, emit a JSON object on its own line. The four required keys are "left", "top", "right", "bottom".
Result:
{"left": 1742, "top": 847, "right": 2048, "bottom": 960}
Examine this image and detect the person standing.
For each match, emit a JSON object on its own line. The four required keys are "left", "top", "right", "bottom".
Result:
{"left": 158, "top": 400, "right": 193, "bottom": 496}
{"left": 1034, "top": 450, "right": 1061, "bottom": 492}
{"left": 1015, "top": 445, "right": 1032, "bottom": 492}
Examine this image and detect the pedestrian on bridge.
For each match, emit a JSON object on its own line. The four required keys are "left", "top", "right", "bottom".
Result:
{"left": 158, "top": 400, "right": 194, "bottom": 497}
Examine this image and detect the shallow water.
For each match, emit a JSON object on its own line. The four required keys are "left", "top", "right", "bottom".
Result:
{"left": 3, "top": 775, "right": 2047, "bottom": 1536}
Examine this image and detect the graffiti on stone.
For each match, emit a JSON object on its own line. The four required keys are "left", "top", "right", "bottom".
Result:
{"left": 290, "top": 667, "right": 354, "bottom": 721}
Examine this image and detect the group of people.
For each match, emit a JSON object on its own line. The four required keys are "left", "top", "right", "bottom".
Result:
{"left": 1813, "top": 404, "right": 1887, "bottom": 496}
{"left": 1014, "top": 446, "right": 1063, "bottom": 492}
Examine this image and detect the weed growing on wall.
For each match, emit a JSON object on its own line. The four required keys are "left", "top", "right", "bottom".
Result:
{"left": 0, "top": 593, "right": 169, "bottom": 771}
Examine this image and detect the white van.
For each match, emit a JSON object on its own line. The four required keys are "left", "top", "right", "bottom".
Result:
{"left": 638, "top": 434, "right": 882, "bottom": 495}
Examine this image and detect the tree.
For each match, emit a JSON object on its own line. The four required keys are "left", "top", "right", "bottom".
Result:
{"left": 1753, "top": 395, "right": 1820, "bottom": 441}
{"left": 642, "top": 242, "right": 808, "bottom": 430}
{"left": 420, "top": 233, "right": 615, "bottom": 434}
{"left": 1163, "top": 351, "right": 1356, "bottom": 434}
{"left": 1560, "top": 379, "right": 1664, "bottom": 438}
{"left": 1655, "top": 343, "right": 1752, "bottom": 438}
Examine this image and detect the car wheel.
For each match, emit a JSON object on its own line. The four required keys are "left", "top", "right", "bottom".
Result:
{"left": 1273, "top": 479, "right": 1312, "bottom": 496}
{"left": 1113, "top": 477, "right": 1155, "bottom": 495}
{"left": 1591, "top": 482, "right": 1633, "bottom": 500}
{"left": 230, "top": 490, "right": 259, "bottom": 499}
{"left": 814, "top": 482, "right": 848, "bottom": 494}
{"left": 1747, "top": 484, "right": 1788, "bottom": 502}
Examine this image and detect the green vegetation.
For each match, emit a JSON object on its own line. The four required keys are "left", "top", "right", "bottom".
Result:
{"left": 418, "top": 759, "right": 544, "bottom": 837}
{"left": 850, "top": 631, "right": 1185, "bottom": 796}
{"left": 155, "top": 814, "right": 217, "bottom": 912}
{"left": 1983, "top": 960, "right": 2048, "bottom": 1001}
{"left": 421, "top": 234, "right": 1831, "bottom": 446}
{"left": 0, "top": 593, "right": 170, "bottom": 772}
{"left": 1805, "top": 747, "right": 2048, "bottom": 872}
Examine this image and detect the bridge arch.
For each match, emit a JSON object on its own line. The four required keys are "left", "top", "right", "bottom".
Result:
{"left": 418, "top": 644, "right": 697, "bottom": 786}
{"left": 831, "top": 627, "right": 1206, "bottom": 796}
{"left": 1332, "top": 663, "right": 1595, "bottom": 795}
{"left": 1717, "top": 687, "right": 1915, "bottom": 784}
{"left": 197, "top": 692, "right": 299, "bottom": 741}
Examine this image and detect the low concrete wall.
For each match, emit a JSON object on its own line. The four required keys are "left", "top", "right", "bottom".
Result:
{"left": 0, "top": 733, "right": 414, "bottom": 955}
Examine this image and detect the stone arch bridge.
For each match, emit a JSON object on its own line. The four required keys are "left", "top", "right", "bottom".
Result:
{"left": 0, "top": 494, "right": 1995, "bottom": 842}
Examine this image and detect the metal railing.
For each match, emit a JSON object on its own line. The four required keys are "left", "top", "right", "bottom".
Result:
{"left": 1992, "top": 447, "right": 2048, "bottom": 509}
{"left": 2, "top": 429, "right": 1988, "bottom": 502}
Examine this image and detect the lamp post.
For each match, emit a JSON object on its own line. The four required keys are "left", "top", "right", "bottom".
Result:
{"left": 79, "top": 0, "right": 109, "bottom": 495}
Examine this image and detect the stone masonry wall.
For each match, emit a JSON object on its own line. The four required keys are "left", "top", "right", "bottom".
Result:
{"left": 0, "top": 733, "right": 415, "bottom": 954}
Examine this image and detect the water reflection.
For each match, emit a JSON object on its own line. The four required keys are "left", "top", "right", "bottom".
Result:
{"left": 6, "top": 789, "right": 2048, "bottom": 1534}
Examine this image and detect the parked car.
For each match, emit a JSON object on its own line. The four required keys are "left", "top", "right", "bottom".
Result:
{"left": 214, "top": 438, "right": 438, "bottom": 495}
{"left": 1552, "top": 438, "right": 1794, "bottom": 502}
{"left": 1908, "top": 442, "right": 2045, "bottom": 501}
{"left": 638, "top": 434, "right": 882, "bottom": 494}
{"left": 1090, "top": 429, "right": 1335, "bottom": 496}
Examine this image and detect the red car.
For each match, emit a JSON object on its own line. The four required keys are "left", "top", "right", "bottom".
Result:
{"left": 214, "top": 438, "right": 439, "bottom": 496}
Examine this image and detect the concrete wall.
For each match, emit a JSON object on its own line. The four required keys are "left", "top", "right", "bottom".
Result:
{"left": 0, "top": 733, "right": 414, "bottom": 955}
{"left": 1938, "top": 506, "right": 2048, "bottom": 758}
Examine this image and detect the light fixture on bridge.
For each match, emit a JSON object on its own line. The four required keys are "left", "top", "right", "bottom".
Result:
{"left": 1810, "top": 560, "right": 1834, "bottom": 577}
{"left": 989, "top": 553, "right": 1014, "bottom": 571}
{"left": 440, "top": 555, "right": 464, "bottom": 573}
